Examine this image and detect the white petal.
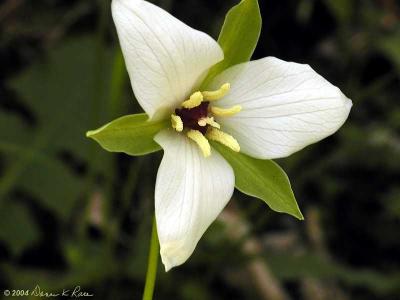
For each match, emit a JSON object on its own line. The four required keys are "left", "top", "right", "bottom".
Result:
{"left": 154, "top": 129, "right": 234, "bottom": 271}
{"left": 112, "top": 0, "right": 223, "bottom": 119}
{"left": 209, "top": 57, "right": 353, "bottom": 159}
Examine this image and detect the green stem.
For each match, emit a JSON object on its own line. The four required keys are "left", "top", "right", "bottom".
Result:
{"left": 142, "top": 217, "right": 159, "bottom": 300}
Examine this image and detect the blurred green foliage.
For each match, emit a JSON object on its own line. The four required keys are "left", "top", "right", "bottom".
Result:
{"left": 0, "top": 0, "right": 399, "bottom": 299}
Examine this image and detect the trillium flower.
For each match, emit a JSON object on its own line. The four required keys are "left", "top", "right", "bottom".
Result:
{"left": 92, "top": 0, "right": 352, "bottom": 271}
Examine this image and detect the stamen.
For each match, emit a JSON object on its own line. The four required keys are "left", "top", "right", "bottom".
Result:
{"left": 171, "top": 114, "right": 183, "bottom": 132}
{"left": 206, "top": 128, "right": 240, "bottom": 153}
{"left": 198, "top": 117, "right": 221, "bottom": 129}
{"left": 187, "top": 130, "right": 211, "bottom": 157}
{"left": 210, "top": 105, "right": 242, "bottom": 117}
{"left": 182, "top": 91, "right": 203, "bottom": 109}
{"left": 202, "top": 83, "right": 230, "bottom": 101}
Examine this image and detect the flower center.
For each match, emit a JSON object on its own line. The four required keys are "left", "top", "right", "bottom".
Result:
{"left": 170, "top": 83, "right": 241, "bottom": 157}
{"left": 175, "top": 102, "right": 210, "bottom": 134}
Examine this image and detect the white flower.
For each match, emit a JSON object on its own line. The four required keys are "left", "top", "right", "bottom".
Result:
{"left": 112, "top": 0, "right": 352, "bottom": 271}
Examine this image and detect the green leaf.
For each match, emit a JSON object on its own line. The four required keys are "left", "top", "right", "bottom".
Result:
{"left": 213, "top": 143, "right": 304, "bottom": 220}
{"left": 324, "top": 0, "right": 353, "bottom": 23}
{"left": 202, "top": 0, "right": 262, "bottom": 88}
{"left": 2, "top": 36, "right": 114, "bottom": 219}
{"left": 379, "top": 35, "right": 400, "bottom": 74}
{"left": 87, "top": 114, "right": 167, "bottom": 156}
{"left": 266, "top": 252, "right": 400, "bottom": 294}
{"left": 18, "top": 156, "right": 84, "bottom": 219}
{"left": 0, "top": 201, "right": 39, "bottom": 256}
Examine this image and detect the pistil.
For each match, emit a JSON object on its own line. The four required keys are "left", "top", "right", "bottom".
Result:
{"left": 198, "top": 117, "right": 220, "bottom": 129}
{"left": 175, "top": 102, "right": 209, "bottom": 134}
{"left": 170, "top": 83, "right": 242, "bottom": 157}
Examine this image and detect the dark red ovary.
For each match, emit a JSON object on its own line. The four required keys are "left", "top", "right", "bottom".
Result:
{"left": 175, "top": 102, "right": 209, "bottom": 134}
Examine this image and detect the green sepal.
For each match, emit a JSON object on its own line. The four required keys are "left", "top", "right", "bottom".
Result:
{"left": 213, "top": 143, "right": 304, "bottom": 220}
{"left": 86, "top": 113, "right": 168, "bottom": 156}
{"left": 201, "top": 0, "right": 262, "bottom": 88}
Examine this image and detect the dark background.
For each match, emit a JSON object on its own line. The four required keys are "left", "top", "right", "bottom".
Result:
{"left": 0, "top": 0, "right": 399, "bottom": 299}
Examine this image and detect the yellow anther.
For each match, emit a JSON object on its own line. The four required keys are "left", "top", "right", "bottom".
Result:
{"left": 206, "top": 128, "right": 240, "bottom": 153}
{"left": 182, "top": 91, "right": 203, "bottom": 109}
{"left": 202, "top": 83, "right": 230, "bottom": 101}
{"left": 171, "top": 114, "right": 183, "bottom": 132}
{"left": 210, "top": 105, "right": 242, "bottom": 117}
{"left": 198, "top": 117, "right": 221, "bottom": 129}
{"left": 187, "top": 130, "right": 211, "bottom": 157}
